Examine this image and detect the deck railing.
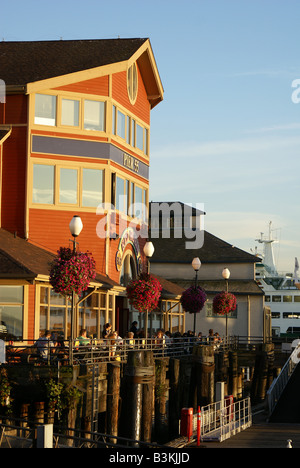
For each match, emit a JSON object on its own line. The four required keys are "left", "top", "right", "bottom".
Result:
{"left": 267, "top": 343, "right": 300, "bottom": 415}
{"left": 1, "top": 335, "right": 272, "bottom": 366}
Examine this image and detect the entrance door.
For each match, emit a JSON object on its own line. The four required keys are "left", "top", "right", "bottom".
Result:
{"left": 115, "top": 296, "right": 129, "bottom": 337}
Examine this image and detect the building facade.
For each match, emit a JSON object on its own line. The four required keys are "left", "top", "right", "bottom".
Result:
{"left": 149, "top": 202, "right": 270, "bottom": 341}
{"left": 0, "top": 39, "right": 184, "bottom": 342}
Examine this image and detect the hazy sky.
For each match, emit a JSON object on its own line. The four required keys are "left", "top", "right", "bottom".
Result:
{"left": 2, "top": 0, "right": 300, "bottom": 272}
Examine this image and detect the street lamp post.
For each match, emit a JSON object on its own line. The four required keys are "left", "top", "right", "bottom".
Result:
{"left": 69, "top": 215, "right": 83, "bottom": 345}
{"left": 222, "top": 267, "right": 230, "bottom": 344}
{"left": 143, "top": 241, "right": 155, "bottom": 340}
{"left": 192, "top": 257, "right": 201, "bottom": 336}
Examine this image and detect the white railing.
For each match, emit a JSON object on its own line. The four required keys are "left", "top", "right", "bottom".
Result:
{"left": 190, "top": 397, "right": 252, "bottom": 443}
{"left": 267, "top": 344, "right": 300, "bottom": 415}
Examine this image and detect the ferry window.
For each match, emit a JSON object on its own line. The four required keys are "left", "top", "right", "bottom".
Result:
{"left": 59, "top": 168, "right": 78, "bottom": 204}
{"left": 265, "top": 295, "right": 271, "bottom": 302}
{"left": 82, "top": 169, "right": 103, "bottom": 207}
{"left": 294, "top": 296, "right": 300, "bottom": 302}
{"left": 283, "top": 312, "right": 300, "bottom": 319}
{"left": 33, "top": 164, "right": 54, "bottom": 204}
{"left": 283, "top": 295, "right": 293, "bottom": 302}
{"left": 271, "top": 312, "right": 280, "bottom": 319}
{"left": 84, "top": 100, "right": 105, "bottom": 131}
{"left": 61, "top": 98, "right": 79, "bottom": 127}
{"left": 272, "top": 295, "right": 282, "bottom": 302}
{"left": 35, "top": 94, "right": 56, "bottom": 126}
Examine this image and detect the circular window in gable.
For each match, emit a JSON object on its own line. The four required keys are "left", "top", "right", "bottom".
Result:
{"left": 127, "top": 62, "right": 138, "bottom": 104}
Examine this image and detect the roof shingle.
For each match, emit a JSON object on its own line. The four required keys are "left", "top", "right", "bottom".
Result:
{"left": 150, "top": 230, "right": 260, "bottom": 265}
{"left": 0, "top": 38, "right": 148, "bottom": 86}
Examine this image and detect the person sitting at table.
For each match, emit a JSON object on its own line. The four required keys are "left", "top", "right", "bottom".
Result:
{"left": 108, "top": 331, "right": 123, "bottom": 357}
{"left": 154, "top": 329, "right": 164, "bottom": 346}
{"left": 126, "top": 331, "right": 135, "bottom": 349}
{"left": 75, "top": 329, "right": 91, "bottom": 346}
{"left": 102, "top": 323, "right": 112, "bottom": 339}
{"left": 35, "top": 330, "right": 56, "bottom": 360}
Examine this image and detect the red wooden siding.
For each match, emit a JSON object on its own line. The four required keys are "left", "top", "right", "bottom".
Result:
{"left": 1, "top": 127, "right": 27, "bottom": 237}
{"left": 54, "top": 75, "right": 109, "bottom": 96}
{"left": 3, "top": 95, "right": 27, "bottom": 125}
{"left": 112, "top": 68, "right": 150, "bottom": 124}
{"left": 29, "top": 209, "right": 107, "bottom": 275}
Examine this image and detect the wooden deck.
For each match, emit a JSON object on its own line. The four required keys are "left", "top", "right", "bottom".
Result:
{"left": 188, "top": 408, "right": 300, "bottom": 448}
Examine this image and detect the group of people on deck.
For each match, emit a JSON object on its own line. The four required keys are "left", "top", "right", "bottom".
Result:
{"left": 34, "top": 324, "right": 223, "bottom": 361}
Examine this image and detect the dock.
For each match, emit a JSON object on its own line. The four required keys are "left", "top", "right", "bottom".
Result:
{"left": 188, "top": 407, "right": 300, "bottom": 448}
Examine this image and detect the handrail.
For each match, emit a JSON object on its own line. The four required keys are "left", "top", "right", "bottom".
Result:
{"left": 267, "top": 344, "right": 300, "bottom": 415}
{"left": 1, "top": 335, "right": 273, "bottom": 366}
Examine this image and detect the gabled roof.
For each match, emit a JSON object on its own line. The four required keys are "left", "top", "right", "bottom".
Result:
{"left": 150, "top": 230, "right": 260, "bottom": 265}
{"left": 0, "top": 38, "right": 163, "bottom": 108}
{"left": 0, "top": 229, "right": 54, "bottom": 279}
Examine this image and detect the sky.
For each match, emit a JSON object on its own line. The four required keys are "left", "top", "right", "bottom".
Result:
{"left": 1, "top": 0, "right": 300, "bottom": 272}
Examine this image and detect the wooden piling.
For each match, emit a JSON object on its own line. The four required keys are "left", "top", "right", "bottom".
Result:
{"left": 123, "top": 350, "right": 144, "bottom": 442}
{"left": 154, "top": 358, "right": 169, "bottom": 443}
{"left": 193, "top": 345, "right": 215, "bottom": 407}
{"left": 228, "top": 351, "right": 238, "bottom": 398}
{"left": 142, "top": 351, "right": 155, "bottom": 443}
{"left": 106, "top": 362, "right": 121, "bottom": 443}
{"left": 178, "top": 358, "right": 193, "bottom": 409}
{"left": 168, "top": 358, "right": 180, "bottom": 438}
{"left": 251, "top": 343, "right": 275, "bottom": 403}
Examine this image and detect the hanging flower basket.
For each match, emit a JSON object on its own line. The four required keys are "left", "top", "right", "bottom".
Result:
{"left": 126, "top": 273, "right": 162, "bottom": 314}
{"left": 49, "top": 247, "right": 96, "bottom": 297}
{"left": 213, "top": 291, "right": 237, "bottom": 316}
{"left": 180, "top": 286, "right": 207, "bottom": 314}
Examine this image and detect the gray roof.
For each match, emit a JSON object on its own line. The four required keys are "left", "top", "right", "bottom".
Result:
{"left": 150, "top": 230, "right": 260, "bottom": 265}
{"left": 0, "top": 38, "right": 148, "bottom": 86}
{"left": 173, "top": 278, "right": 264, "bottom": 296}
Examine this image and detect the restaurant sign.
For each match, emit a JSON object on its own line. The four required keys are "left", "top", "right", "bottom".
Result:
{"left": 116, "top": 227, "right": 142, "bottom": 273}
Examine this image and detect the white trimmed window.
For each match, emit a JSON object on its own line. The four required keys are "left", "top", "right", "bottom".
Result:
{"left": 35, "top": 94, "right": 56, "bottom": 126}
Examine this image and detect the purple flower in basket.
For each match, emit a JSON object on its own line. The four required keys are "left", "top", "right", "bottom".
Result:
{"left": 180, "top": 286, "right": 207, "bottom": 314}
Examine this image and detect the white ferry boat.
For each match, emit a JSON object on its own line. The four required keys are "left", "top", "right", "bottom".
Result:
{"left": 253, "top": 222, "right": 300, "bottom": 337}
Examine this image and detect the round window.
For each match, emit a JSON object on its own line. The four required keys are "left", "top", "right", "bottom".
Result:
{"left": 127, "top": 62, "right": 138, "bottom": 104}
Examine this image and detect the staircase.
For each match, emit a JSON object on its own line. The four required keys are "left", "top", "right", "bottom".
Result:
{"left": 267, "top": 344, "right": 300, "bottom": 422}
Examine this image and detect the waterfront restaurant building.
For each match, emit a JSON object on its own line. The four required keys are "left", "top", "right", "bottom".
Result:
{"left": 0, "top": 39, "right": 184, "bottom": 343}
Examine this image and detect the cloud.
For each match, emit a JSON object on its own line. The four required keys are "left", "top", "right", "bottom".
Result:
{"left": 151, "top": 134, "right": 300, "bottom": 160}
{"left": 226, "top": 69, "right": 296, "bottom": 78}
{"left": 244, "top": 123, "right": 300, "bottom": 134}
